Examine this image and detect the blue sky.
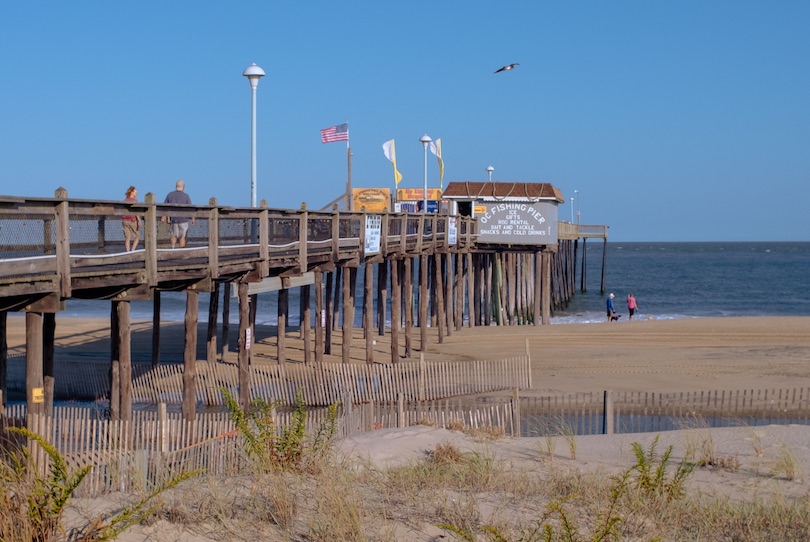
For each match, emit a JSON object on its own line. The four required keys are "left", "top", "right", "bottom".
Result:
{"left": 1, "top": 1, "right": 808, "bottom": 241}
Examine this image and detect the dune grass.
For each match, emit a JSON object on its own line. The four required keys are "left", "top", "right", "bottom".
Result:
{"left": 4, "top": 410, "right": 810, "bottom": 541}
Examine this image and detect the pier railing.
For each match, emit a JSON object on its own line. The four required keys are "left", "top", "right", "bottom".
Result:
{"left": 0, "top": 190, "right": 477, "bottom": 301}
{"left": 558, "top": 222, "right": 608, "bottom": 240}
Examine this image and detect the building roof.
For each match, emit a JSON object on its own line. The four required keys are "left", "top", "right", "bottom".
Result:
{"left": 442, "top": 182, "right": 565, "bottom": 203}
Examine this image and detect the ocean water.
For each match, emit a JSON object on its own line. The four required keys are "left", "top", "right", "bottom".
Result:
{"left": 554, "top": 241, "right": 810, "bottom": 323}
{"left": 59, "top": 242, "right": 810, "bottom": 326}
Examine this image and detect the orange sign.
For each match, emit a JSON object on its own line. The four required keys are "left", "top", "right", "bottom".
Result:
{"left": 353, "top": 188, "right": 391, "bottom": 212}
{"left": 397, "top": 188, "right": 442, "bottom": 201}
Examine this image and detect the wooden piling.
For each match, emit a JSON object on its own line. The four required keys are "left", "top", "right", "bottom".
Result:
{"left": 314, "top": 270, "right": 324, "bottom": 364}
{"left": 237, "top": 282, "right": 250, "bottom": 411}
{"left": 278, "top": 289, "right": 287, "bottom": 365}
{"left": 25, "top": 311, "right": 44, "bottom": 418}
{"left": 43, "top": 312, "right": 55, "bottom": 415}
{"left": 404, "top": 257, "right": 413, "bottom": 357}
{"left": 151, "top": 292, "right": 161, "bottom": 368}
{"left": 182, "top": 290, "right": 198, "bottom": 422}
{"left": 364, "top": 262, "right": 374, "bottom": 364}
{"left": 206, "top": 282, "right": 219, "bottom": 365}
{"left": 390, "top": 258, "right": 401, "bottom": 362}
{"left": 302, "top": 284, "right": 311, "bottom": 365}
{"left": 419, "top": 255, "right": 428, "bottom": 350}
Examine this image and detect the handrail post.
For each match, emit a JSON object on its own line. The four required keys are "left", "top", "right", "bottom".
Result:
{"left": 259, "top": 200, "right": 269, "bottom": 277}
{"left": 380, "top": 208, "right": 389, "bottom": 255}
{"left": 299, "top": 202, "right": 308, "bottom": 272}
{"left": 399, "top": 213, "right": 406, "bottom": 257}
{"left": 207, "top": 197, "right": 220, "bottom": 281}
{"left": 331, "top": 208, "right": 340, "bottom": 262}
{"left": 359, "top": 209, "right": 366, "bottom": 258}
{"left": 143, "top": 193, "right": 158, "bottom": 288}
{"left": 415, "top": 214, "right": 424, "bottom": 254}
{"left": 53, "top": 187, "right": 71, "bottom": 298}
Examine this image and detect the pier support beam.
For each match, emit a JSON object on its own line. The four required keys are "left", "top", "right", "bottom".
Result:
{"left": 182, "top": 290, "right": 198, "bottom": 422}
{"left": 0, "top": 312, "right": 6, "bottom": 408}
{"left": 25, "top": 311, "right": 44, "bottom": 418}
{"left": 390, "top": 258, "right": 401, "bottom": 362}
{"left": 434, "top": 253, "right": 446, "bottom": 343}
{"left": 314, "top": 270, "right": 324, "bottom": 363}
{"left": 580, "top": 238, "right": 587, "bottom": 293}
{"left": 221, "top": 282, "right": 231, "bottom": 362}
{"left": 419, "top": 255, "right": 428, "bottom": 350}
{"left": 151, "top": 292, "right": 161, "bottom": 368}
{"left": 364, "top": 262, "right": 374, "bottom": 364}
{"left": 43, "top": 313, "right": 55, "bottom": 415}
{"left": 302, "top": 284, "right": 311, "bottom": 365}
{"left": 324, "top": 271, "right": 333, "bottom": 355}
{"left": 237, "top": 282, "right": 250, "bottom": 411}
{"left": 404, "top": 257, "right": 413, "bottom": 358}
{"left": 278, "top": 289, "right": 287, "bottom": 365}
{"left": 206, "top": 282, "right": 219, "bottom": 365}
{"left": 377, "top": 261, "right": 387, "bottom": 337}
{"left": 600, "top": 239, "right": 607, "bottom": 294}
{"left": 542, "top": 252, "right": 551, "bottom": 325}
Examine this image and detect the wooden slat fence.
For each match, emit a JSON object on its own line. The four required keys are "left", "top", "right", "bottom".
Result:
{"left": 6, "top": 386, "right": 810, "bottom": 498}
{"left": 130, "top": 356, "right": 532, "bottom": 406}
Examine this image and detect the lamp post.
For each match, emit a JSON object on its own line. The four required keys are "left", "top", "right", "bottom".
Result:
{"left": 574, "top": 189, "right": 580, "bottom": 224}
{"left": 419, "top": 134, "right": 431, "bottom": 212}
{"left": 486, "top": 165, "right": 494, "bottom": 183}
{"left": 243, "top": 63, "right": 265, "bottom": 207}
{"left": 570, "top": 197, "right": 574, "bottom": 223}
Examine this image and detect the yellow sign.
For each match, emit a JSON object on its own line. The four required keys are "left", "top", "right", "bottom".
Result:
{"left": 32, "top": 387, "right": 45, "bottom": 403}
{"left": 353, "top": 188, "right": 391, "bottom": 212}
{"left": 474, "top": 205, "right": 487, "bottom": 215}
{"left": 397, "top": 188, "right": 442, "bottom": 201}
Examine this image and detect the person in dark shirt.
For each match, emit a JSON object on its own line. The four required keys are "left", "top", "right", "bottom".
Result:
{"left": 161, "top": 179, "right": 194, "bottom": 248}
{"left": 606, "top": 292, "right": 618, "bottom": 322}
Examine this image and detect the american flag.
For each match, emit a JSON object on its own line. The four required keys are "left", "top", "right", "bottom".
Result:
{"left": 320, "top": 123, "right": 349, "bottom": 143}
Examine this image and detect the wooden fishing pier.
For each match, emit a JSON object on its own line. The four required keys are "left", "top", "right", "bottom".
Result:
{"left": 0, "top": 185, "right": 608, "bottom": 422}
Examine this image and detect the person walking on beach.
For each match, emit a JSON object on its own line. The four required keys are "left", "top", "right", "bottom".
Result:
{"left": 606, "top": 293, "right": 617, "bottom": 322}
{"left": 122, "top": 186, "right": 142, "bottom": 252}
{"left": 161, "top": 179, "right": 194, "bottom": 248}
{"left": 627, "top": 293, "right": 639, "bottom": 320}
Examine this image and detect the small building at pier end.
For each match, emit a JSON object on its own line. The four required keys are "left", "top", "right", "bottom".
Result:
{"left": 442, "top": 182, "right": 565, "bottom": 246}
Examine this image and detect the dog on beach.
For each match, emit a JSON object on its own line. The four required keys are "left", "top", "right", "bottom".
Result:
{"left": 611, "top": 314, "right": 621, "bottom": 321}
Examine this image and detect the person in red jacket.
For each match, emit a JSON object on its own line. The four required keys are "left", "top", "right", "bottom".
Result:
{"left": 627, "top": 293, "right": 639, "bottom": 320}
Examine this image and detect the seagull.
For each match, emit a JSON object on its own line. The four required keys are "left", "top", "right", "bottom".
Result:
{"left": 494, "top": 63, "right": 519, "bottom": 74}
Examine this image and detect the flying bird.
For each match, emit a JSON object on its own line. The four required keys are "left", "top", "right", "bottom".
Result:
{"left": 494, "top": 63, "right": 519, "bottom": 74}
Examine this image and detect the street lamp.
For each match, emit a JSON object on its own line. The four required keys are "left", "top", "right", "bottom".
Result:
{"left": 570, "top": 197, "right": 574, "bottom": 223}
{"left": 486, "top": 165, "right": 494, "bottom": 183}
{"left": 243, "top": 63, "right": 265, "bottom": 208}
{"left": 419, "top": 134, "right": 431, "bottom": 212}
{"left": 574, "top": 189, "right": 580, "bottom": 224}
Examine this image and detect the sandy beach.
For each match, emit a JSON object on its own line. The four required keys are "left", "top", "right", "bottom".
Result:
{"left": 6, "top": 314, "right": 810, "bottom": 396}
{"left": 7, "top": 315, "right": 810, "bottom": 540}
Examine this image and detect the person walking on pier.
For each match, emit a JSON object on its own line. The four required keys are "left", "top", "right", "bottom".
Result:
{"left": 122, "top": 186, "right": 142, "bottom": 251}
{"left": 606, "top": 293, "right": 618, "bottom": 322}
{"left": 161, "top": 179, "right": 194, "bottom": 248}
{"left": 627, "top": 293, "right": 639, "bottom": 320}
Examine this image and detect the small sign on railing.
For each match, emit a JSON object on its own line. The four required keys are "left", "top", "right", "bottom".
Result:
{"left": 364, "top": 214, "right": 382, "bottom": 254}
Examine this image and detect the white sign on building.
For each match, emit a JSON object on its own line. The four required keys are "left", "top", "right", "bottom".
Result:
{"left": 476, "top": 202, "right": 558, "bottom": 244}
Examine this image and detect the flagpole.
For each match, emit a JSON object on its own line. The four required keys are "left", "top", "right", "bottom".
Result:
{"left": 345, "top": 123, "right": 352, "bottom": 211}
